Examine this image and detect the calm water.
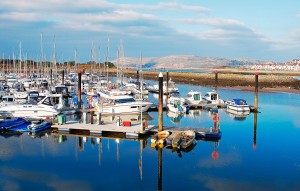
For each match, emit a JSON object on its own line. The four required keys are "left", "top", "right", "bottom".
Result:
{"left": 1, "top": 82, "right": 300, "bottom": 191}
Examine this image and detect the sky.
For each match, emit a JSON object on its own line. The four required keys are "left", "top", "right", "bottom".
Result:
{"left": 0, "top": 0, "right": 300, "bottom": 63}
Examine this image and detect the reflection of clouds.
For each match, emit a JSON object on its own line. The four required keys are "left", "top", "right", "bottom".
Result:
{"left": 1, "top": 167, "right": 92, "bottom": 191}
{"left": 198, "top": 146, "right": 241, "bottom": 168}
{"left": 0, "top": 134, "right": 75, "bottom": 161}
{"left": 294, "top": 119, "right": 300, "bottom": 128}
{"left": 0, "top": 179, "right": 20, "bottom": 191}
{"left": 193, "top": 174, "right": 265, "bottom": 191}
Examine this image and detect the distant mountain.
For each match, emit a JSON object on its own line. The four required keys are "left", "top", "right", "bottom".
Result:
{"left": 111, "top": 55, "right": 275, "bottom": 69}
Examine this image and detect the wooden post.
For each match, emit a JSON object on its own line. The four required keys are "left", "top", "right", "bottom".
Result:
{"left": 253, "top": 112, "right": 257, "bottom": 150}
{"left": 166, "top": 71, "right": 169, "bottom": 103}
{"left": 215, "top": 70, "right": 218, "bottom": 93}
{"left": 254, "top": 72, "right": 259, "bottom": 112}
{"left": 78, "top": 70, "right": 82, "bottom": 110}
{"left": 90, "top": 111, "right": 94, "bottom": 124}
{"left": 158, "top": 147, "right": 162, "bottom": 191}
{"left": 158, "top": 72, "right": 163, "bottom": 132}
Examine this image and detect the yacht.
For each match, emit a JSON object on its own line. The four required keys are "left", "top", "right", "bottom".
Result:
{"left": 0, "top": 94, "right": 71, "bottom": 118}
{"left": 95, "top": 93, "right": 153, "bottom": 114}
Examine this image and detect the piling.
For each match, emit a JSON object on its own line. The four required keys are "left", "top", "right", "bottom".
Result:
{"left": 158, "top": 148, "right": 162, "bottom": 191}
{"left": 90, "top": 111, "right": 94, "bottom": 124}
{"left": 253, "top": 112, "right": 257, "bottom": 150}
{"left": 166, "top": 71, "right": 169, "bottom": 103}
{"left": 62, "top": 68, "right": 65, "bottom": 85}
{"left": 50, "top": 68, "right": 53, "bottom": 86}
{"left": 78, "top": 70, "right": 82, "bottom": 110}
{"left": 158, "top": 72, "right": 163, "bottom": 132}
{"left": 254, "top": 72, "right": 259, "bottom": 112}
{"left": 215, "top": 70, "right": 218, "bottom": 93}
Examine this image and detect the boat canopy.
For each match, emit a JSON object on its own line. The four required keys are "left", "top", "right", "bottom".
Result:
{"left": 233, "top": 99, "right": 248, "bottom": 105}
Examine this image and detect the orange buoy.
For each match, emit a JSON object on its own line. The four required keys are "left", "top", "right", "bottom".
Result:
{"left": 212, "top": 114, "right": 220, "bottom": 123}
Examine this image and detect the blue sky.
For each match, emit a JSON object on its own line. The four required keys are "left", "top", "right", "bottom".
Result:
{"left": 0, "top": 0, "right": 300, "bottom": 62}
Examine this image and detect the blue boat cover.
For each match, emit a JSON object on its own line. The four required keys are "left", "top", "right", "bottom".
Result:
{"left": 233, "top": 99, "right": 247, "bottom": 105}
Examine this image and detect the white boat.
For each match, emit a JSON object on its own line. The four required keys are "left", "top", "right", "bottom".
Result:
{"left": 0, "top": 94, "right": 67, "bottom": 118}
{"left": 95, "top": 94, "right": 153, "bottom": 114}
{"left": 184, "top": 90, "right": 203, "bottom": 105}
{"left": 148, "top": 78, "right": 179, "bottom": 94}
{"left": 203, "top": 91, "right": 224, "bottom": 105}
{"left": 227, "top": 99, "right": 250, "bottom": 112}
{"left": 167, "top": 96, "right": 186, "bottom": 114}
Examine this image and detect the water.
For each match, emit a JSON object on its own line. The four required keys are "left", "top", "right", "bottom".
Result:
{"left": 1, "top": 82, "right": 300, "bottom": 190}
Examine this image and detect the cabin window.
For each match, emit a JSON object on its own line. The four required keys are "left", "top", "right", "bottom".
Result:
{"left": 115, "top": 98, "right": 135, "bottom": 104}
{"left": 211, "top": 94, "right": 217, "bottom": 100}
{"left": 194, "top": 94, "right": 200, "bottom": 101}
{"left": 42, "top": 97, "right": 53, "bottom": 106}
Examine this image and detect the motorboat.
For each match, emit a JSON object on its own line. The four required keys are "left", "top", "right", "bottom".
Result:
{"left": 27, "top": 120, "right": 51, "bottom": 133}
{"left": 0, "top": 94, "right": 70, "bottom": 118}
{"left": 0, "top": 117, "right": 30, "bottom": 132}
{"left": 167, "top": 96, "right": 187, "bottom": 115}
{"left": 203, "top": 91, "right": 224, "bottom": 105}
{"left": 95, "top": 93, "right": 153, "bottom": 114}
{"left": 148, "top": 78, "right": 179, "bottom": 94}
{"left": 226, "top": 99, "right": 250, "bottom": 112}
{"left": 184, "top": 90, "right": 203, "bottom": 105}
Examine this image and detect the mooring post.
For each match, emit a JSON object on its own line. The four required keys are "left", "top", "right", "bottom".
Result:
{"left": 78, "top": 70, "right": 82, "bottom": 110}
{"left": 254, "top": 72, "right": 259, "bottom": 112}
{"left": 215, "top": 70, "right": 218, "bottom": 93}
{"left": 158, "top": 147, "right": 162, "bottom": 191}
{"left": 62, "top": 68, "right": 65, "bottom": 85}
{"left": 158, "top": 72, "right": 163, "bottom": 132}
{"left": 166, "top": 71, "right": 169, "bottom": 103}
{"left": 90, "top": 111, "right": 94, "bottom": 124}
{"left": 253, "top": 112, "right": 257, "bottom": 150}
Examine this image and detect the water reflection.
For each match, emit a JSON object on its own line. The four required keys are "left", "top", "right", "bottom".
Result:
{"left": 226, "top": 108, "right": 250, "bottom": 121}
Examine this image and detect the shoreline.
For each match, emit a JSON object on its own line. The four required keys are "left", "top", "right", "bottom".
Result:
{"left": 115, "top": 68, "right": 300, "bottom": 94}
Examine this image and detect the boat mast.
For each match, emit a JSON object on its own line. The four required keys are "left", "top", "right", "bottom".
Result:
{"left": 40, "top": 33, "right": 43, "bottom": 77}
{"left": 19, "top": 41, "right": 22, "bottom": 79}
{"left": 106, "top": 34, "right": 110, "bottom": 88}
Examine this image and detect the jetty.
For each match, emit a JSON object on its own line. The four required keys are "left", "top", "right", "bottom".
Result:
{"left": 51, "top": 120, "right": 155, "bottom": 138}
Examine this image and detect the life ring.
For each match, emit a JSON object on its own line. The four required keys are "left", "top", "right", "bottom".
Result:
{"left": 212, "top": 114, "right": 220, "bottom": 123}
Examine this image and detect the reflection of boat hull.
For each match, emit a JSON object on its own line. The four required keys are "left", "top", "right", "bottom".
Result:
{"left": 226, "top": 108, "right": 250, "bottom": 120}
{"left": 195, "top": 130, "right": 222, "bottom": 140}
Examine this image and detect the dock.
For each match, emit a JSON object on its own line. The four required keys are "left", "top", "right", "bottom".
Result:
{"left": 51, "top": 120, "right": 155, "bottom": 138}
{"left": 150, "top": 126, "right": 222, "bottom": 140}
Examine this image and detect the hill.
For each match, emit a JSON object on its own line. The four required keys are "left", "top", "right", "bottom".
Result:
{"left": 111, "top": 55, "right": 275, "bottom": 69}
